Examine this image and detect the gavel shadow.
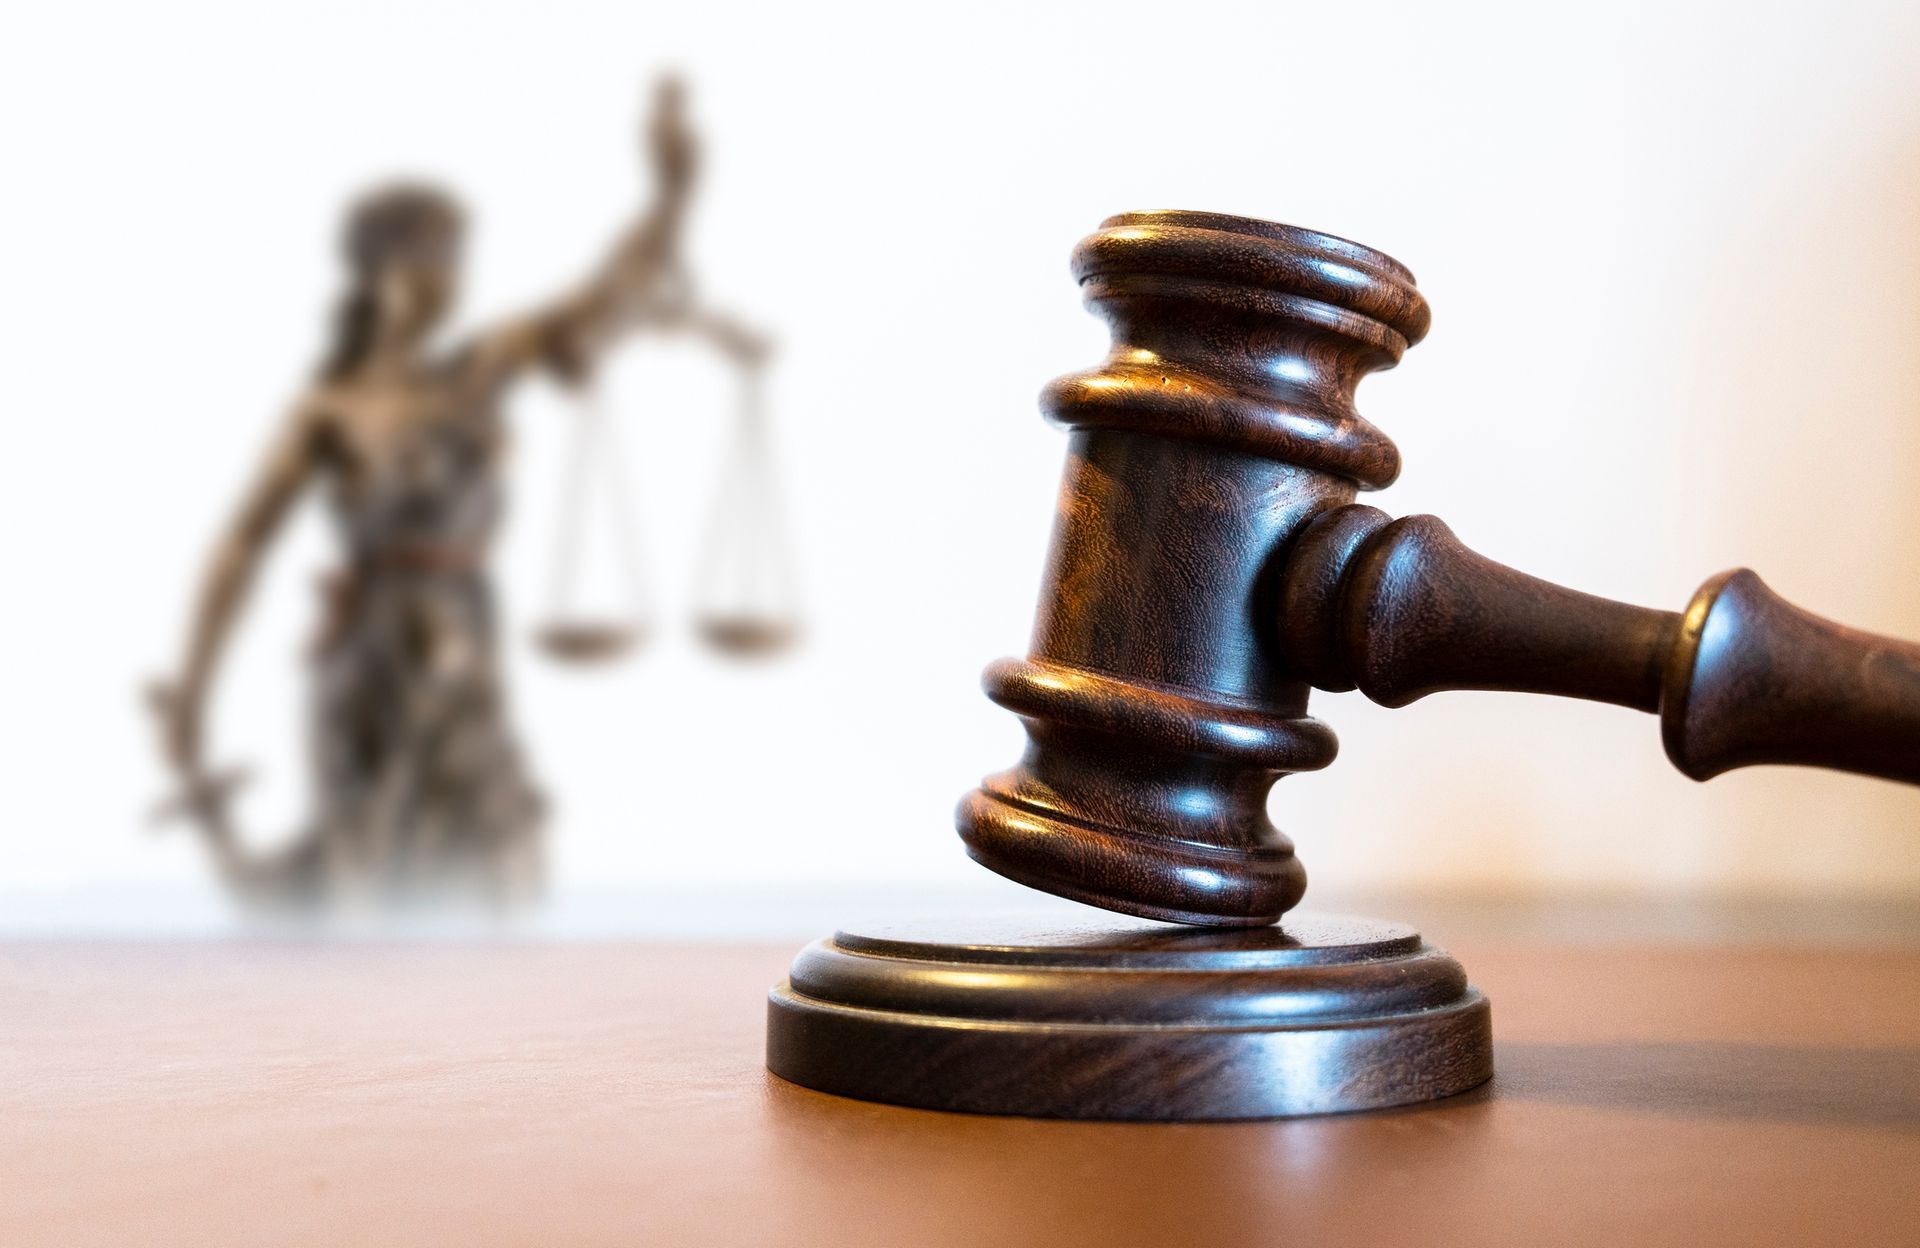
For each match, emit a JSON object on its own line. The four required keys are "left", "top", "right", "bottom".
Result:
{"left": 1482, "top": 1040, "right": 1920, "bottom": 1130}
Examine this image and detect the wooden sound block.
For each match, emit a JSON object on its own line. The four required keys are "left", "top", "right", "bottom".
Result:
{"left": 766, "top": 913, "right": 1491, "bottom": 1120}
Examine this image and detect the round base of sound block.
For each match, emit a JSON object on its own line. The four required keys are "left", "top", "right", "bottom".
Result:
{"left": 766, "top": 913, "right": 1491, "bottom": 1121}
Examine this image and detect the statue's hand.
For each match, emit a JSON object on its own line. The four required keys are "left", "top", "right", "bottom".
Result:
{"left": 150, "top": 764, "right": 250, "bottom": 836}
{"left": 146, "top": 679, "right": 202, "bottom": 776}
{"left": 145, "top": 681, "right": 250, "bottom": 838}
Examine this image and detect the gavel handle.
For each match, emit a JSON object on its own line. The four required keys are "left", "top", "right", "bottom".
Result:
{"left": 1276, "top": 505, "right": 1920, "bottom": 785}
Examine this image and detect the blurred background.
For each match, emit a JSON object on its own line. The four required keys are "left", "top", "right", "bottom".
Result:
{"left": 2, "top": 0, "right": 1917, "bottom": 936}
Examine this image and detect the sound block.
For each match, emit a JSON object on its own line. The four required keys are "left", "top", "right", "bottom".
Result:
{"left": 766, "top": 913, "right": 1491, "bottom": 1121}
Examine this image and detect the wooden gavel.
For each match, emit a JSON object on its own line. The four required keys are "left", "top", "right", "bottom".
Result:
{"left": 959, "top": 209, "right": 1920, "bottom": 928}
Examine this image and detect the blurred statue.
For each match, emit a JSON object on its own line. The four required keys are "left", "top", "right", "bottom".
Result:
{"left": 152, "top": 78, "right": 767, "bottom": 913}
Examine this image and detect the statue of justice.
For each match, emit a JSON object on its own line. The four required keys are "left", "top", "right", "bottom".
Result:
{"left": 151, "top": 79, "right": 790, "bottom": 911}
{"left": 766, "top": 209, "right": 1920, "bottom": 1121}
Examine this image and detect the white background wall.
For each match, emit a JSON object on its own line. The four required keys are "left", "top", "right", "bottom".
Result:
{"left": 3, "top": 0, "right": 1918, "bottom": 921}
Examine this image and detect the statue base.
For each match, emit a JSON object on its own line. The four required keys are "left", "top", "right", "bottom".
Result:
{"left": 766, "top": 913, "right": 1491, "bottom": 1120}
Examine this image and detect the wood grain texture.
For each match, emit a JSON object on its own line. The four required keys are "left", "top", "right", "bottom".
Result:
{"left": 1277, "top": 507, "right": 1679, "bottom": 710}
{"left": 6, "top": 938, "right": 1920, "bottom": 1248}
{"left": 1664, "top": 569, "right": 1920, "bottom": 782}
{"left": 1277, "top": 506, "right": 1920, "bottom": 784}
{"left": 767, "top": 915, "right": 1490, "bottom": 1119}
{"left": 959, "top": 208, "right": 1918, "bottom": 931}
{"left": 957, "top": 210, "right": 1430, "bottom": 926}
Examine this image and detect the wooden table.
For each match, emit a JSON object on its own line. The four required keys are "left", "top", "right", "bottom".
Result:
{"left": 5, "top": 934, "right": 1918, "bottom": 1246}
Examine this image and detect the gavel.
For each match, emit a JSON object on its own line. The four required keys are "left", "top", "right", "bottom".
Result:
{"left": 767, "top": 209, "right": 1920, "bottom": 1121}
{"left": 957, "top": 208, "right": 1920, "bottom": 928}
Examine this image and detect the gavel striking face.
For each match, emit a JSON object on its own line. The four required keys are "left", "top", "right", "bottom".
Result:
{"left": 959, "top": 209, "right": 1920, "bottom": 928}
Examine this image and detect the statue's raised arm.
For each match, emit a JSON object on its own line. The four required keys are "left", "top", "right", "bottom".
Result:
{"left": 150, "top": 76, "right": 772, "bottom": 912}
{"left": 470, "top": 76, "right": 763, "bottom": 392}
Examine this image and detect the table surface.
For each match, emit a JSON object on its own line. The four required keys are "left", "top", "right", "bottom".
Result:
{"left": 6, "top": 929, "right": 1919, "bottom": 1247}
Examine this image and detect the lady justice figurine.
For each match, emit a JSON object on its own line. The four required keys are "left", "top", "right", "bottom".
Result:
{"left": 152, "top": 78, "right": 768, "bottom": 913}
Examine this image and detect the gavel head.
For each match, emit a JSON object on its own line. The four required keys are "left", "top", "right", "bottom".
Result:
{"left": 956, "top": 210, "right": 1431, "bottom": 926}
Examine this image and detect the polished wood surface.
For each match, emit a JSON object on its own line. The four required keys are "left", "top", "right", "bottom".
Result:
{"left": 958, "top": 210, "right": 1431, "bottom": 927}
{"left": 1666, "top": 568, "right": 1920, "bottom": 781}
{"left": 961, "top": 208, "right": 1919, "bottom": 931}
{"left": 6, "top": 936, "right": 1918, "bottom": 1247}
{"left": 767, "top": 914, "right": 1490, "bottom": 1118}
{"left": 1278, "top": 506, "right": 1920, "bottom": 785}
{"left": 1278, "top": 507, "right": 1680, "bottom": 711}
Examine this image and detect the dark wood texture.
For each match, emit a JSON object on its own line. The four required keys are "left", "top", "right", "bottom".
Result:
{"left": 1664, "top": 569, "right": 1920, "bottom": 781}
{"left": 959, "top": 209, "right": 1918, "bottom": 932}
{"left": 9, "top": 937, "right": 1920, "bottom": 1247}
{"left": 782, "top": 208, "right": 1917, "bottom": 1123}
{"left": 1277, "top": 508, "right": 1678, "bottom": 710}
{"left": 957, "top": 210, "right": 1432, "bottom": 927}
{"left": 767, "top": 914, "right": 1490, "bottom": 1119}
{"left": 1277, "top": 506, "right": 1920, "bottom": 784}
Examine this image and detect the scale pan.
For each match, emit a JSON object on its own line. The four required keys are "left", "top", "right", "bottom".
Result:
{"left": 534, "top": 620, "right": 649, "bottom": 664}
{"left": 696, "top": 614, "right": 801, "bottom": 658}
